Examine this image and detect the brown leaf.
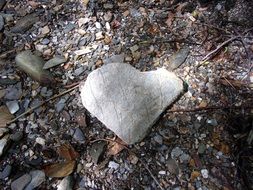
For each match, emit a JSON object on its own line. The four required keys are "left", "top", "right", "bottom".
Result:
{"left": 190, "top": 171, "right": 201, "bottom": 181}
{"left": 107, "top": 138, "right": 127, "bottom": 156}
{"left": 76, "top": 114, "right": 87, "bottom": 127}
{"left": 57, "top": 143, "right": 79, "bottom": 161}
{"left": 0, "top": 106, "right": 14, "bottom": 127}
{"left": 44, "top": 160, "right": 76, "bottom": 178}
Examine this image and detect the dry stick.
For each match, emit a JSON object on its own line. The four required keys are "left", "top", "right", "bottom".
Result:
{"left": 7, "top": 84, "right": 79, "bottom": 124}
{"left": 166, "top": 105, "right": 253, "bottom": 113}
{"left": 201, "top": 36, "right": 239, "bottom": 62}
{"left": 90, "top": 139, "right": 165, "bottom": 190}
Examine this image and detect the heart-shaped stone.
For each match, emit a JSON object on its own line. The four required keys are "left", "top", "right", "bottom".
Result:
{"left": 80, "top": 63, "right": 184, "bottom": 144}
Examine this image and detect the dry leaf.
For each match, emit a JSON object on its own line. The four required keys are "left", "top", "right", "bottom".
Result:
{"left": 0, "top": 106, "right": 14, "bottom": 127}
{"left": 44, "top": 160, "right": 76, "bottom": 178}
{"left": 82, "top": 0, "right": 89, "bottom": 6}
{"left": 199, "top": 101, "right": 207, "bottom": 108}
{"left": 28, "top": 1, "right": 41, "bottom": 8}
{"left": 57, "top": 143, "right": 79, "bottom": 161}
{"left": 107, "top": 138, "right": 127, "bottom": 156}
{"left": 190, "top": 171, "right": 201, "bottom": 181}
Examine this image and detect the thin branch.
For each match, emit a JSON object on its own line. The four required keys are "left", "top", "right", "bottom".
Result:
{"left": 7, "top": 84, "right": 79, "bottom": 124}
{"left": 201, "top": 36, "right": 239, "bottom": 62}
{"left": 166, "top": 104, "right": 253, "bottom": 113}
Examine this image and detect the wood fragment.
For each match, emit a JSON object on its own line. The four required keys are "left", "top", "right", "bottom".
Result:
{"left": 201, "top": 36, "right": 239, "bottom": 62}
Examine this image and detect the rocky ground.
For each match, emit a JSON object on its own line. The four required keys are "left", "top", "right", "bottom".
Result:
{"left": 0, "top": 0, "right": 253, "bottom": 189}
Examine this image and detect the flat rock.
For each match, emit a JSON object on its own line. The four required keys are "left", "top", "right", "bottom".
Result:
{"left": 0, "top": 0, "right": 6, "bottom": 11}
{"left": 0, "top": 164, "right": 11, "bottom": 179}
{"left": 0, "top": 15, "right": 4, "bottom": 31}
{"left": 15, "top": 50, "right": 54, "bottom": 85}
{"left": 57, "top": 176, "right": 73, "bottom": 190}
{"left": 166, "top": 47, "right": 189, "bottom": 71}
{"left": 24, "top": 170, "right": 45, "bottom": 190}
{"left": 11, "top": 174, "right": 31, "bottom": 190}
{"left": 0, "top": 135, "right": 9, "bottom": 156}
{"left": 11, "top": 13, "right": 39, "bottom": 33}
{"left": 43, "top": 56, "right": 66, "bottom": 69}
{"left": 80, "top": 63, "right": 184, "bottom": 144}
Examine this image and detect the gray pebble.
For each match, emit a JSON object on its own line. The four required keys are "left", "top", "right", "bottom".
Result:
{"left": 171, "top": 147, "right": 183, "bottom": 159}
{"left": 195, "top": 180, "right": 202, "bottom": 189}
{"left": 207, "top": 119, "right": 218, "bottom": 126}
{"left": 10, "top": 131, "right": 23, "bottom": 142}
{"left": 24, "top": 170, "right": 45, "bottom": 190}
{"left": 198, "top": 143, "right": 206, "bottom": 155}
{"left": 74, "top": 66, "right": 86, "bottom": 76}
{"left": 6, "top": 100, "right": 19, "bottom": 114}
{"left": 0, "top": 0, "right": 6, "bottom": 11}
{"left": 55, "top": 98, "right": 66, "bottom": 113}
{"left": 57, "top": 176, "right": 73, "bottom": 190}
{"left": 0, "top": 164, "right": 11, "bottom": 179}
{"left": 64, "top": 23, "right": 75, "bottom": 33}
{"left": 179, "top": 153, "right": 190, "bottom": 163}
{"left": 153, "top": 135, "right": 163, "bottom": 144}
{"left": 0, "top": 15, "right": 4, "bottom": 31}
{"left": 5, "top": 84, "right": 22, "bottom": 100}
{"left": 11, "top": 174, "right": 31, "bottom": 190}
{"left": 108, "top": 161, "right": 119, "bottom": 170}
{"left": 0, "top": 135, "right": 8, "bottom": 156}
{"left": 41, "top": 38, "right": 50, "bottom": 45}
{"left": 166, "top": 158, "right": 179, "bottom": 175}
{"left": 73, "top": 128, "right": 85, "bottom": 143}
{"left": 40, "top": 87, "right": 53, "bottom": 97}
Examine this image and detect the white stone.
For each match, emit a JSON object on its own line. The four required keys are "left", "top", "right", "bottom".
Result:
{"left": 201, "top": 169, "right": 209, "bottom": 179}
{"left": 80, "top": 63, "right": 184, "bottom": 144}
{"left": 108, "top": 161, "right": 119, "bottom": 170}
{"left": 35, "top": 137, "right": 46, "bottom": 146}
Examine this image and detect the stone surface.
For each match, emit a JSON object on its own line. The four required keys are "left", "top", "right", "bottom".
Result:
{"left": 0, "top": 15, "right": 4, "bottom": 31}
{"left": 11, "top": 174, "right": 31, "bottom": 190}
{"left": 0, "top": 135, "right": 9, "bottom": 156}
{"left": 0, "top": 164, "right": 11, "bottom": 179}
{"left": 43, "top": 56, "right": 66, "bottom": 69}
{"left": 80, "top": 63, "right": 184, "bottom": 144}
{"left": 166, "top": 47, "right": 190, "bottom": 70}
{"left": 15, "top": 50, "right": 54, "bottom": 85}
{"left": 24, "top": 170, "right": 45, "bottom": 190}
{"left": 11, "top": 13, "right": 39, "bottom": 33}
{"left": 0, "top": 0, "right": 6, "bottom": 11}
{"left": 6, "top": 100, "right": 19, "bottom": 114}
{"left": 57, "top": 176, "right": 73, "bottom": 190}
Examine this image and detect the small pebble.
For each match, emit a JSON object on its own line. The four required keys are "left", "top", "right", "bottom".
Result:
{"left": 6, "top": 100, "right": 19, "bottom": 114}
{"left": 201, "top": 169, "right": 209, "bottom": 179}
{"left": 108, "top": 161, "right": 119, "bottom": 170}
{"left": 11, "top": 174, "right": 31, "bottom": 190}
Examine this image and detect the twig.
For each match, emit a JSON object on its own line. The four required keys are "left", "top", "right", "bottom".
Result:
{"left": 166, "top": 104, "right": 253, "bottom": 113}
{"left": 201, "top": 36, "right": 239, "bottom": 62}
{"left": 7, "top": 84, "right": 79, "bottom": 124}
{"left": 0, "top": 49, "right": 16, "bottom": 59}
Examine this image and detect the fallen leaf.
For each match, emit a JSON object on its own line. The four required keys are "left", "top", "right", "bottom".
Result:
{"left": 0, "top": 106, "right": 14, "bottom": 127}
{"left": 28, "top": 1, "right": 40, "bottom": 8}
{"left": 219, "top": 143, "right": 230, "bottom": 154}
{"left": 190, "top": 170, "right": 201, "bottom": 181}
{"left": 82, "top": 0, "right": 89, "bottom": 6}
{"left": 76, "top": 114, "right": 87, "bottom": 127}
{"left": 57, "top": 143, "right": 79, "bottom": 161}
{"left": 107, "top": 138, "right": 127, "bottom": 156}
{"left": 199, "top": 100, "right": 207, "bottom": 108}
{"left": 44, "top": 160, "right": 76, "bottom": 178}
